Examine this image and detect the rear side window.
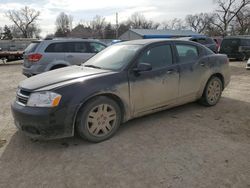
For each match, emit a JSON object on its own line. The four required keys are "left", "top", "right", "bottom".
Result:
{"left": 66, "top": 42, "right": 88, "bottom": 53}
{"left": 241, "top": 39, "right": 250, "bottom": 46}
{"left": 45, "top": 42, "right": 89, "bottom": 53}
{"left": 25, "top": 42, "right": 40, "bottom": 53}
{"left": 138, "top": 44, "right": 173, "bottom": 70}
{"left": 176, "top": 44, "right": 199, "bottom": 63}
{"left": 89, "top": 43, "right": 106, "bottom": 53}
{"left": 45, "top": 43, "right": 66, "bottom": 53}
{"left": 221, "top": 39, "right": 240, "bottom": 48}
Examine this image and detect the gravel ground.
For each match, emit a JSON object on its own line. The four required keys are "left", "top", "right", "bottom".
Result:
{"left": 0, "top": 60, "right": 249, "bottom": 188}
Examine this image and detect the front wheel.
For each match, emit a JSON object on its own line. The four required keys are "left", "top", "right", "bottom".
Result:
{"left": 199, "top": 76, "right": 223, "bottom": 106}
{"left": 76, "top": 96, "right": 122, "bottom": 142}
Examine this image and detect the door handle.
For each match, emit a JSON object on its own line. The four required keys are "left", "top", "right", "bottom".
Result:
{"left": 67, "top": 55, "right": 73, "bottom": 58}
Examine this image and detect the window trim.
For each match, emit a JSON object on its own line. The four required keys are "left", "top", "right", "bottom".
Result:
{"left": 66, "top": 42, "right": 89, "bottom": 53}
{"left": 44, "top": 42, "right": 67, "bottom": 53}
{"left": 134, "top": 42, "right": 175, "bottom": 71}
{"left": 44, "top": 41, "right": 93, "bottom": 53}
{"left": 173, "top": 42, "right": 201, "bottom": 64}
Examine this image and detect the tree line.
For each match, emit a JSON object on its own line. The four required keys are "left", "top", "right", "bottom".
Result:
{"left": 0, "top": 0, "right": 249, "bottom": 40}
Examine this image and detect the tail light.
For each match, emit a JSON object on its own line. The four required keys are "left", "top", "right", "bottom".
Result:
{"left": 28, "top": 53, "right": 42, "bottom": 62}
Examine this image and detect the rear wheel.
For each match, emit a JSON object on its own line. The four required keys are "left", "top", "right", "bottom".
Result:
{"left": 199, "top": 76, "right": 223, "bottom": 106}
{"left": 76, "top": 96, "right": 122, "bottom": 142}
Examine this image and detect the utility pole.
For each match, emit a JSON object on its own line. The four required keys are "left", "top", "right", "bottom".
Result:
{"left": 116, "top": 12, "right": 119, "bottom": 39}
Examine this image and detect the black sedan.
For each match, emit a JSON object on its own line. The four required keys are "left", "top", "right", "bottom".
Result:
{"left": 11, "top": 39, "right": 230, "bottom": 142}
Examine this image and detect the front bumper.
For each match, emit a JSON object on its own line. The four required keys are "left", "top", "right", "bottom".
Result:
{"left": 11, "top": 101, "right": 75, "bottom": 139}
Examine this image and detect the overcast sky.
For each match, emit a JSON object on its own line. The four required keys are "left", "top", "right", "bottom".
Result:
{"left": 0, "top": 0, "right": 216, "bottom": 37}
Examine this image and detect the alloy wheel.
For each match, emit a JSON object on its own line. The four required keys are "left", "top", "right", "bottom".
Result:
{"left": 86, "top": 104, "right": 117, "bottom": 137}
{"left": 207, "top": 79, "right": 222, "bottom": 105}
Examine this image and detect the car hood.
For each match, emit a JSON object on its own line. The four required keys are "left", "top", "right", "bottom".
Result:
{"left": 20, "top": 66, "right": 112, "bottom": 90}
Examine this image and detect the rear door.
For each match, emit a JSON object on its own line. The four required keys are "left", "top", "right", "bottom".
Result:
{"left": 174, "top": 42, "right": 207, "bottom": 101}
{"left": 64, "top": 42, "right": 94, "bottom": 65}
{"left": 43, "top": 42, "right": 66, "bottom": 65}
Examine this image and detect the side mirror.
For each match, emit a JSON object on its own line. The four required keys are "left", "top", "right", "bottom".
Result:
{"left": 133, "top": 63, "right": 152, "bottom": 73}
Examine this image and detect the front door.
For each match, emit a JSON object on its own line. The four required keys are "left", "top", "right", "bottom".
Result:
{"left": 129, "top": 43, "right": 179, "bottom": 115}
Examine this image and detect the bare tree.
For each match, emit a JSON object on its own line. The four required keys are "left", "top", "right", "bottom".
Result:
{"left": 6, "top": 6, "right": 40, "bottom": 38}
{"left": 212, "top": 0, "right": 250, "bottom": 36}
{"left": 55, "top": 12, "right": 73, "bottom": 37}
{"left": 128, "top": 13, "right": 159, "bottom": 29}
{"left": 162, "top": 18, "right": 187, "bottom": 30}
{"left": 186, "top": 13, "right": 213, "bottom": 33}
{"left": 10, "top": 25, "right": 23, "bottom": 38}
{"left": 1, "top": 25, "right": 13, "bottom": 40}
{"left": 233, "top": 7, "right": 250, "bottom": 35}
{"left": 104, "top": 23, "right": 116, "bottom": 39}
{"left": 90, "top": 15, "right": 106, "bottom": 38}
{"left": 118, "top": 22, "right": 131, "bottom": 36}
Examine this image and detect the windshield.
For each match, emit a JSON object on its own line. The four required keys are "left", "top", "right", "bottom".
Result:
{"left": 24, "top": 42, "right": 40, "bottom": 54}
{"left": 83, "top": 44, "right": 142, "bottom": 71}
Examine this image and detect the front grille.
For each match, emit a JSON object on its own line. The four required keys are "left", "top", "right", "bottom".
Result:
{"left": 16, "top": 89, "right": 31, "bottom": 106}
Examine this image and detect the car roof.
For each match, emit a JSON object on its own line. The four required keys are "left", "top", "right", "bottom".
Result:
{"left": 116, "top": 38, "right": 199, "bottom": 46}
{"left": 224, "top": 36, "right": 250, "bottom": 40}
{"left": 177, "top": 36, "right": 212, "bottom": 40}
{"left": 40, "top": 38, "right": 107, "bottom": 45}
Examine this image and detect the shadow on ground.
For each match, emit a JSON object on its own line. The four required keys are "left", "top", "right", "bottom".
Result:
{"left": 0, "top": 97, "right": 250, "bottom": 188}
{"left": 0, "top": 62, "right": 22, "bottom": 66}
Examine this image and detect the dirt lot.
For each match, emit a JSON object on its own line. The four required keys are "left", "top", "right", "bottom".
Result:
{"left": 0, "top": 61, "right": 249, "bottom": 188}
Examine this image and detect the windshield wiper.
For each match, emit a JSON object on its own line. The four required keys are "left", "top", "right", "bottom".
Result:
{"left": 84, "top": 65, "right": 102, "bottom": 69}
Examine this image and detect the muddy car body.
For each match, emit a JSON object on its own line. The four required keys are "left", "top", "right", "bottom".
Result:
{"left": 11, "top": 39, "right": 230, "bottom": 142}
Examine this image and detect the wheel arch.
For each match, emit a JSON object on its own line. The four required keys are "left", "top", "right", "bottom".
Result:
{"left": 50, "top": 64, "right": 68, "bottom": 70}
{"left": 72, "top": 92, "right": 126, "bottom": 134}
{"left": 45, "top": 61, "right": 70, "bottom": 71}
{"left": 210, "top": 73, "right": 225, "bottom": 90}
{"left": 198, "top": 72, "right": 225, "bottom": 99}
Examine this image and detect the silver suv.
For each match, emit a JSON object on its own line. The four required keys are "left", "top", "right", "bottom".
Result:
{"left": 22, "top": 38, "right": 107, "bottom": 77}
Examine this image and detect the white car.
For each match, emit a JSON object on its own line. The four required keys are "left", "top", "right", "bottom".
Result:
{"left": 246, "top": 58, "right": 250, "bottom": 70}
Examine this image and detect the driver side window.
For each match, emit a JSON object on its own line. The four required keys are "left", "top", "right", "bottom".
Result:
{"left": 138, "top": 44, "right": 173, "bottom": 70}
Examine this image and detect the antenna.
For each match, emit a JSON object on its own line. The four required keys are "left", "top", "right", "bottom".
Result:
{"left": 116, "top": 12, "right": 119, "bottom": 39}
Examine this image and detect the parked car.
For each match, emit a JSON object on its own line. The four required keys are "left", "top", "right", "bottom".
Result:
{"left": 181, "top": 36, "right": 218, "bottom": 53}
{"left": 11, "top": 39, "right": 230, "bottom": 142}
{"left": 219, "top": 36, "right": 250, "bottom": 61}
{"left": 212, "top": 37, "right": 223, "bottom": 52}
{"left": 22, "top": 38, "right": 107, "bottom": 77}
{"left": 246, "top": 58, "right": 250, "bottom": 70}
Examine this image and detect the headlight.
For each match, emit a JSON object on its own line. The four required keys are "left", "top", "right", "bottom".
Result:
{"left": 27, "top": 91, "right": 62, "bottom": 107}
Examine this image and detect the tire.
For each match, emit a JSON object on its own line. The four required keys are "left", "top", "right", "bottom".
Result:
{"left": 199, "top": 76, "right": 223, "bottom": 106}
{"left": 76, "top": 96, "right": 122, "bottom": 143}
